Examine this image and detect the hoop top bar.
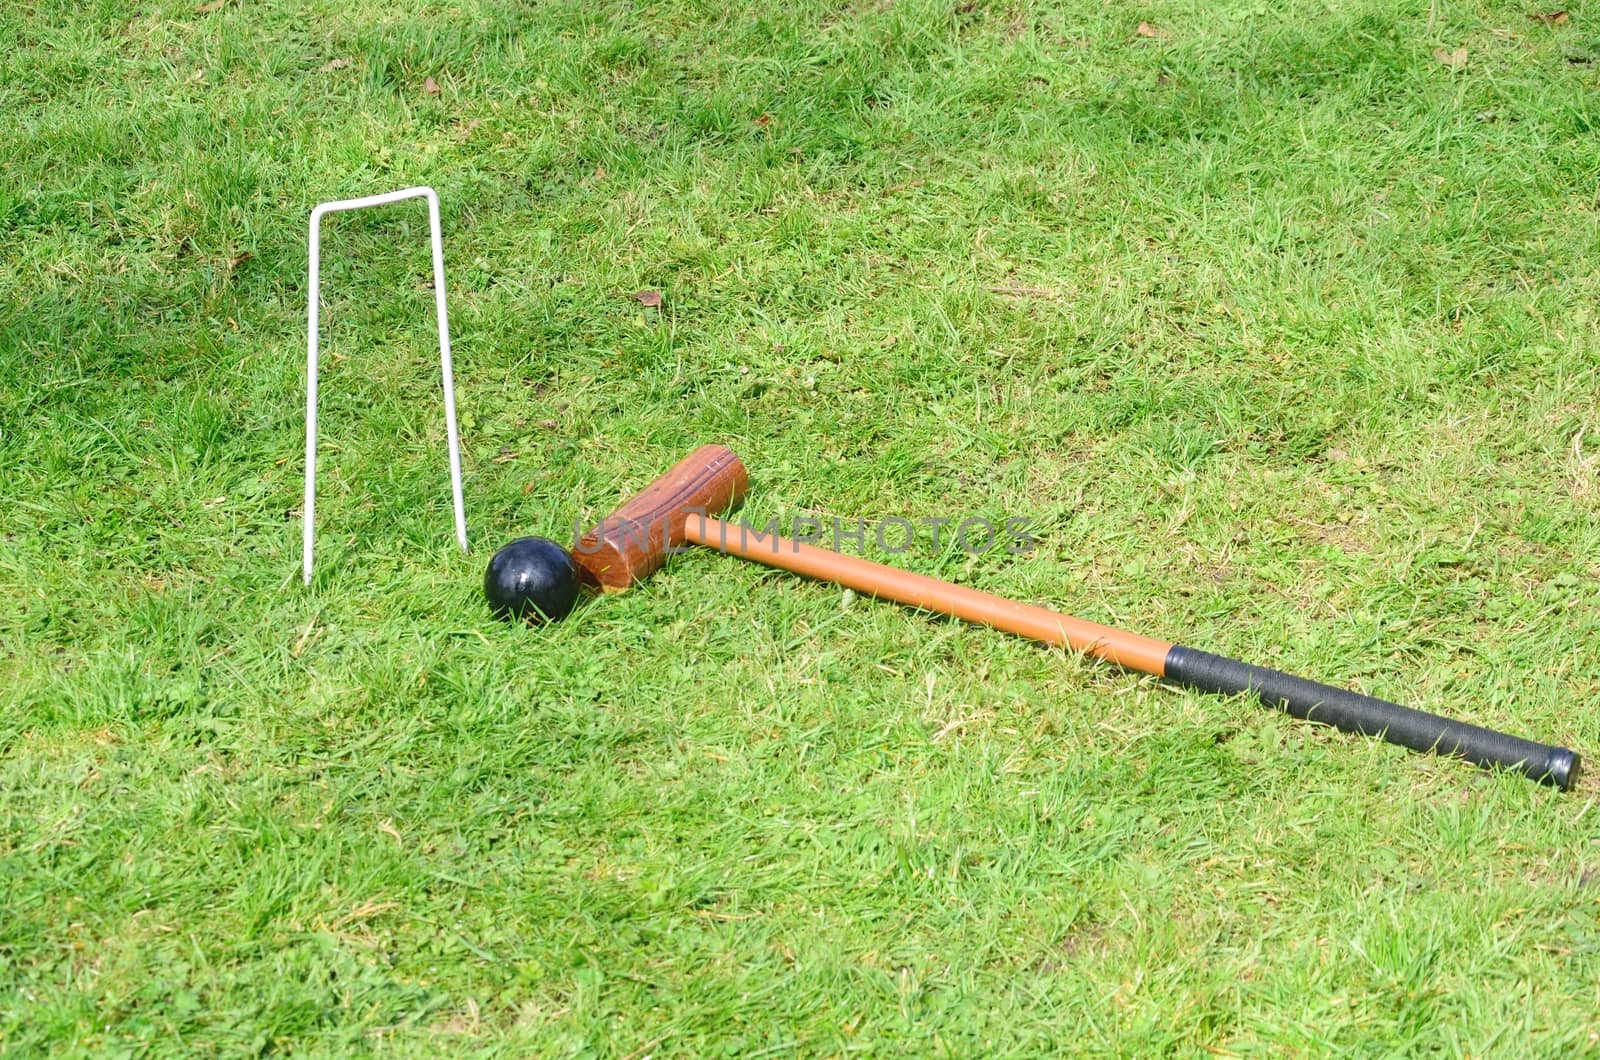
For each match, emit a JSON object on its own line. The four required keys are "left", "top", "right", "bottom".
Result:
{"left": 310, "top": 185, "right": 439, "bottom": 221}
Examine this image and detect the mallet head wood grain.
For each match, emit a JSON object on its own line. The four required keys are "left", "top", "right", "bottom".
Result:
{"left": 571, "top": 444, "right": 749, "bottom": 591}
{"left": 560, "top": 444, "right": 1576, "bottom": 789}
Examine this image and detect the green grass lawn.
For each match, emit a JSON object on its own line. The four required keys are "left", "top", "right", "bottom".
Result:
{"left": 5, "top": 0, "right": 1600, "bottom": 1053}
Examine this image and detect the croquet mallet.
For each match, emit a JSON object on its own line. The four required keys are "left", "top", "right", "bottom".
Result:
{"left": 571, "top": 445, "right": 1579, "bottom": 790}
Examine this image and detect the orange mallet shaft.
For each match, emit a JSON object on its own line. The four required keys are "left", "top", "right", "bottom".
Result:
{"left": 685, "top": 515, "right": 1172, "bottom": 674}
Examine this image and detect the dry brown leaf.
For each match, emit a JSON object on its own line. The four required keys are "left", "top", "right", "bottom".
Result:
{"left": 1433, "top": 46, "right": 1468, "bottom": 68}
{"left": 195, "top": 0, "right": 226, "bottom": 12}
{"left": 633, "top": 289, "right": 663, "bottom": 308}
{"left": 1135, "top": 21, "right": 1168, "bottom": 39}
{"left": 423, "top": 76, "right": 441, "bottom": 96}
{"left": 1529, "top": 10, "right": 1569, "bottom": 25}
{"left": 317, "top": 57, "right": 353, "bottom": 73}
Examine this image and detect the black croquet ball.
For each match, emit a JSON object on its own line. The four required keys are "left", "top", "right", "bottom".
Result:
{"left": 484, "top": 537, "right": 580, "bottom": 623}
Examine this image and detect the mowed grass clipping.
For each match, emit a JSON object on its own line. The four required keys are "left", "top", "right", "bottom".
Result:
{"left": 3, "top": 0, "right": 1600, "bottom": 1053}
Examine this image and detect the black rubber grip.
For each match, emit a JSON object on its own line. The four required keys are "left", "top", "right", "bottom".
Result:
{"left": 1164, "top": 645, "right": 1579, "bottom": 790}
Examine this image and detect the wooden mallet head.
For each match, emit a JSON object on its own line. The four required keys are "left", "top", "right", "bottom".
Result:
{"left": 571, "top": 444, "right": 749, "bottom": 591}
